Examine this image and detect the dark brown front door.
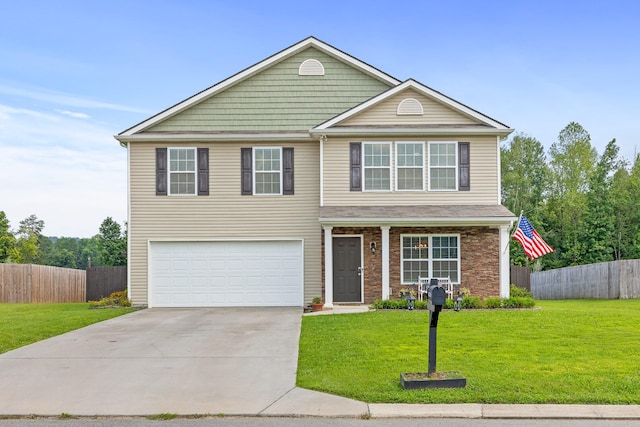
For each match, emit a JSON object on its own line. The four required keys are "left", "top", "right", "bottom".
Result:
{"left": 333, "top": 237, "right": 362, "bottom": 302}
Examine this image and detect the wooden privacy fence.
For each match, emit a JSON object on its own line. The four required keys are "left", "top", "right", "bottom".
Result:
{"left": 86, "top": 266, "right": 127, "bottom": 301}
{"left": 510, "top": 265, "right": 531, "bottom": 291}
{"left": 531, "top": 259, "right": 640, "bottom": 300}
{"left": 0, "top": 264, "right": 86, "bottom": 303}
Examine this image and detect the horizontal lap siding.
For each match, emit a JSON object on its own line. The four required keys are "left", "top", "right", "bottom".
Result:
{"left": 341, "top": 89, "right": 478, "bottom": 126}
{"left": 323, "top": 136, "right": 499, "bottom": 205}
{"left": 128, "top": 142, "right": 321, "bottom": 306}
{"left": 147, "top": 48, "right": 391, "bottom": 132}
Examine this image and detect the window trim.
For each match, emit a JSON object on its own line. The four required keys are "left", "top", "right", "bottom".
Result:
{"left": 168, "top": 147, "right": 197, "bottom": 196}
{"left": 253, "top": 146, "right": 283, "bottom": 195}
{"left": 395, "top": 141, "right": 425, "bottom": 191}
{"left": 400, "top": 233, "right": 461, "bottom": 285}
{"left": 428, "top": 141, "right": 458, "bottom": 191}
{"left": 362, "top": 141, "right": 392, "bottom": 192}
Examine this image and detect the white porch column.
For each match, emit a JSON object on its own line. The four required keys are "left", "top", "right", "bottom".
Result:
{"left": 323, "top": 226, "right": 334, "bottom": 308}
{"left": 381, "top": 226, "right": 390, "bottom": 300}
{"left": 499, "top": 225, "right": 510, "bottom": 298}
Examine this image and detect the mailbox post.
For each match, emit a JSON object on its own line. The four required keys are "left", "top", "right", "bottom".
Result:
{"left": 427, "top": 279, "right": 447, "bottom": 375}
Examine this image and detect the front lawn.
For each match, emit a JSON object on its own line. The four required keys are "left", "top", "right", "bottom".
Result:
{"left": 0, "top": 303, "right": 136, "bottom": 354}
{"left": 297, "top": 300, "right": 640, "bottom": 404}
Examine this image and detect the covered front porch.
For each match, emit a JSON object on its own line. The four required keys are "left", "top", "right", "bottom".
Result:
{"left": 319, "top": 205, "right": 516, "bottom": 309}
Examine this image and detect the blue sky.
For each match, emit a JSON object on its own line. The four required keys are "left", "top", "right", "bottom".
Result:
{"left": 1, "top": 0, "right": 638, "bottom": 237}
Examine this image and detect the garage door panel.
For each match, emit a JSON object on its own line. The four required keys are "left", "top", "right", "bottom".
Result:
{"left": 150, "top": 241, "right": 303, "bottom": 307}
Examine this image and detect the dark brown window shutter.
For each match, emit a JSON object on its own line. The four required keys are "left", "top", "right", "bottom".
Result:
{"left": 241, "top": 148, "right": 253, "bottom": 195}
{"left": 156, "top": 148, "right": 167, "bottom": 196}
{"left": 283, "top": 147, "right": 294, "bottom": 195}
{"left": 197, "top": 147, "right": 209, "bottom": 196}
{"left": 350, "top": 142, "right": 362, "bottom": 191}
{"left": 459, "top": 142, "right": 470, "bottom": 191}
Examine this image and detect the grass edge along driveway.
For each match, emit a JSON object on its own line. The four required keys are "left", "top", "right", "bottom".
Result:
{"left": 0, "top": 303, "right": 136, "bottom": 354}
{"left": 297, "top": 299, "right": 640, "bottom": 404}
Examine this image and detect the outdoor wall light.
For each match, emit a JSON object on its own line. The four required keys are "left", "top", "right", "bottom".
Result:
{"left": 370, "top": 242, "right": 377, "bottom": 253}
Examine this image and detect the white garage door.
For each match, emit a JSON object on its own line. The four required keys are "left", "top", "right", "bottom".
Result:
{"left": 149, "top": 240, "right": 303, "bottom": 307}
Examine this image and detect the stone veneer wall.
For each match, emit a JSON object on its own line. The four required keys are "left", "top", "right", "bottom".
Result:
{"left": 322, "top": 226, "right": 500, "bottom": 304}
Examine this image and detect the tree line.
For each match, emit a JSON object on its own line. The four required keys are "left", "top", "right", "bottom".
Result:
{"left": 0, "top": 213, "right": 127, "bottom": 269}
{"left": 502, "top": 121, "right": 640, "bottom": 270}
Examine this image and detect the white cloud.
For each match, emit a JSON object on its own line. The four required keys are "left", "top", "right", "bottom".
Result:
{"left": 0, "top": 103, "right": 127, "bottom": 237}
{"left": 57, "top": 110, "right": 90, "bottom": 119}
{"left": 0, "top": 83, "right": 152, "bottom": 115}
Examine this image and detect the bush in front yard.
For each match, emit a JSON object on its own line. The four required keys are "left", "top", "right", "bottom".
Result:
{"left": 371, "top": 295, "right": 535, "bottom": 310}
{"left": 89, "top": 290, "right": 131, "bottom": 308}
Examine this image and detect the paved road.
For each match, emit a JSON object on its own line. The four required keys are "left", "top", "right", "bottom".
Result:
{"left": 0, "top": 417, "right": 638, "bottom": 427}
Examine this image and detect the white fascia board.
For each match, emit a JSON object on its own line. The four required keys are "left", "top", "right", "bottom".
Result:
{"left": 314, "top": 79, "right": 511, "bottom": 131}
{"left": 115, "top": 132, "right": 314, "bottom": 144}
{"left": 311, "top": 127, "right": 514, "bottom": 137}
{"left": 119, "top": 37, "right": 401, "bottom": 137}
{"left": 319, "top": 216, "right": 517, "bottom": 227}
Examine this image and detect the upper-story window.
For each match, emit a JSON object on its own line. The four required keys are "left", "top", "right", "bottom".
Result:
{"left": 254, "top": 147, "right": 282, "bottom": 195}
{"left": 241, "top": 147, "right": 294, "bottom": 196}
{"left": 428, "top": 142, "right": 457, "bottom": 191}
{"left": 363, "top": 142, "right": 391, "bottom": 191}
{"left": 396, "top": 142, "right": 424, "bottom": 191}
{"left": 155, "top": 147, "right": 209, "bottom": 196}
{"left": 169, "top": 148, "right": 197, "bottom": 195}
{"left": 349, "top": 141, "right": 469, "bottom": 193}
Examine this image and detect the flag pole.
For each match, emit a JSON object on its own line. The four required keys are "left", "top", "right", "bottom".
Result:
{"left": 511, "top": 210, "right": 524, "bottom": 238}
{"left": 503, "top": 210, "right": 523, "bottom": 255}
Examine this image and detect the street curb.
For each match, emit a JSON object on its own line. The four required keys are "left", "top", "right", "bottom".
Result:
{"left": 368, "top": 403, "right": 640, "bottom": 419}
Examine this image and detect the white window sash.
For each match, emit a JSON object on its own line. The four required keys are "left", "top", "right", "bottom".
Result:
{"left": 400, "top": 234, "right": 460, "bottom": 284}
{"left": 395, "top": 141, "right": 425, "bottom": 191}
{"left": 428, "top": 141, "right": 458, "bottom": 191}
{"left": 168, "top": 147, "right": 197, "bottom": 196}
{"left": 362, "top": 141, "right": 392, "bottom": 191}
{"left": 253, "top": 147, "right": 282, "bottom": 195}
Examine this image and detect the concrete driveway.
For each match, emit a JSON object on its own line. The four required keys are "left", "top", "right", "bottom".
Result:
{"left": 0, "top": 307, "right": 363, "bottom": 416}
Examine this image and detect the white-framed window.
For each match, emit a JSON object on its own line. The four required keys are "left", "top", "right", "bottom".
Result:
{"left": 363, "top": 142, "right": 391, "bottom": 191}
{"left": 168, "top": 147, "right": 197, "bottom": 195}
{"left": 401, "top": 234, "right": 460, "bottom": 284}
{"left": 428, "top": 141, "right": 458, "bottom": 191}
{"left": 396, "top": 142, "right": 424, "bottom": 191}
{"left": 254, "top": 147, "right": 282, "bottom": 195}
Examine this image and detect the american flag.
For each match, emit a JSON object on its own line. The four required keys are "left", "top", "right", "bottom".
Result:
{"left": 513, "top": 215, "right": 554, "bottom": 260}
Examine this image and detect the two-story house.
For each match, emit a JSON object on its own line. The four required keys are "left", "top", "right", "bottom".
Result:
{"left": 115, "top": 37, "right": 516, "bottom": 308}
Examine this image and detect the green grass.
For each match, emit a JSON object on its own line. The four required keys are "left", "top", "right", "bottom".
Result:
{"left": 297, "top": 300, "right": 640, "bottom": 404}
{"left": 0, "top": 303, "right": 136, "bottom": 354}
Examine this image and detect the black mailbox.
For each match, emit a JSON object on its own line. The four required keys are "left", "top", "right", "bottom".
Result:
{"left": 428, "top": 285, "right": 447, "bottom": 307}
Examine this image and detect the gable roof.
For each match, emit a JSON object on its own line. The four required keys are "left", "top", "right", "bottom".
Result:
{"left": 118, "top": 37, "right": 401, "bottom": 138}
{"left": 312, "top": 79, "right": 513, "bottom": 137}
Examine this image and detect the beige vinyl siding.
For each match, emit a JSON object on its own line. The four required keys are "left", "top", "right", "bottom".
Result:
{"left": 341, "top": 89, "right": 479, "bottom": 126}
{"left": 146, "top": 47, "right": 392, "bottom": 133}
{"left": 322, "top": 136, "right": 499, "bottom": 205}
{"left": 128, "top": 141, "right": 321, "bottom": 306}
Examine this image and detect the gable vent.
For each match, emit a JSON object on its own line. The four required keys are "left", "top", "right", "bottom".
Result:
{"left": 298, "top": 59, "right": 325, "bottom": 76}
{"left": 397, "top": 98, "right": 424, "bottom": 115}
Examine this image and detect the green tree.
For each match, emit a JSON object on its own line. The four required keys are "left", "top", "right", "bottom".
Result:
{"left": 97, "top": 217, "right": 127, "bottom": 266}
{"left": 501, "top": 134, "right": 550, "bottom": 266}
{"left": 620, "top": 154, "right": 640, "bottom": 259}
{"left": 0, "top": 211, "right": 16, "bottom": 262}
{"left": 582, "top": 139, "right": 620, "bottom": 264}
{"left": 501, "top": 134, "right": 550, "bottom": 215}
{"left": 10, "top": 214, "right": 45, "bottom": 264}
{"left": 545, "top": 122, "right": 597, "bottom": 266}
